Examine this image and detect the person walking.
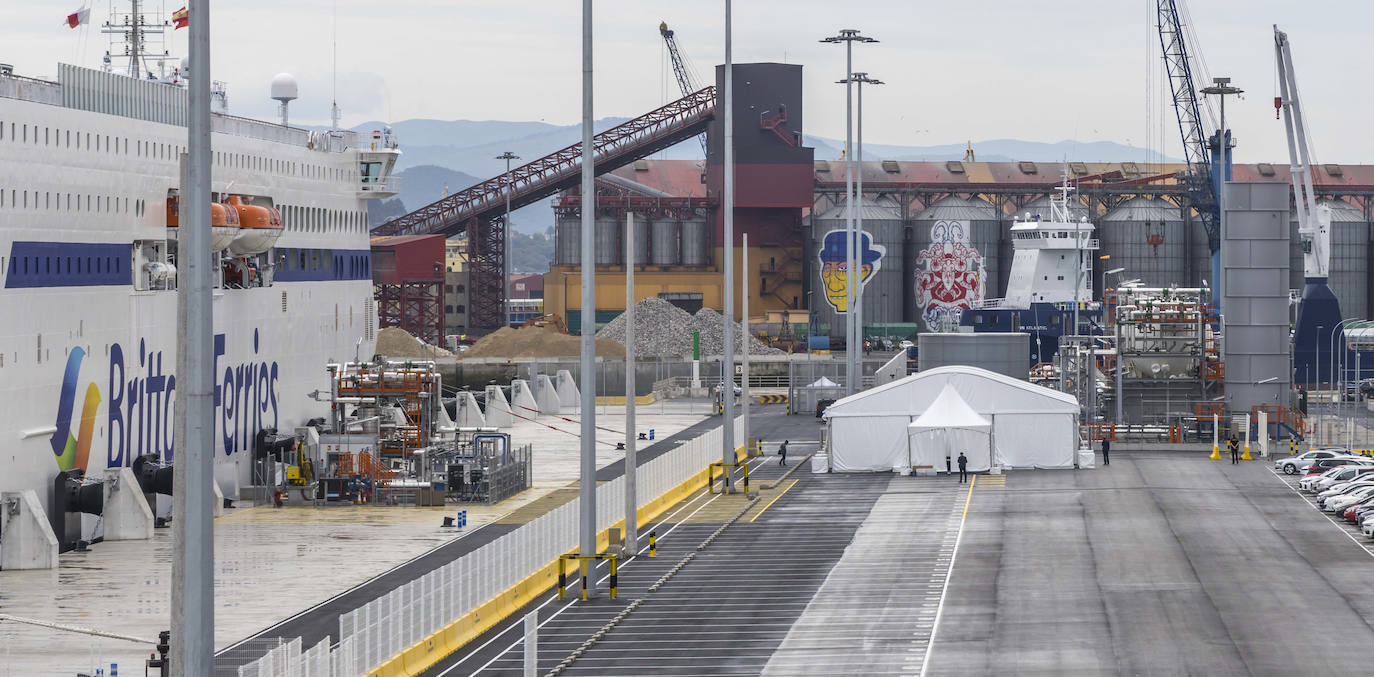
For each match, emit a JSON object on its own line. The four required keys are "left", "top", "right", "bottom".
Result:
{"left": 1101, "top": 437, "right": 1111, "bottom": 466}
{"left": 957, "top": 451, "right": 969, "bottom": 484}
{"left": 778, "top": 440, "right": 789, "bottom": 467}
{"left": 1228, "top": 434, "right": 1240, "bottom": 465}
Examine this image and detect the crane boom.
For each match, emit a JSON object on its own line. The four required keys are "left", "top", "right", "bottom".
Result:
{"left": 1275, "top": 26, "right": 1330, "bottom": 278}
{"left": 660, "top": 22, "right": 708, "bottom": 158}
{"left": 1156, "top": 0, "right": 1219, "bottom": 253}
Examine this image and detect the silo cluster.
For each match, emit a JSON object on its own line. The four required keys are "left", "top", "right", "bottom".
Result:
{"left": 553, "top": 212, "right": 709, "bottom": 267}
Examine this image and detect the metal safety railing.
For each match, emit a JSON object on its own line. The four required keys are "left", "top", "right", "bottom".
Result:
{"left": 237, "top": 418, "right": 743, "bottom": 677}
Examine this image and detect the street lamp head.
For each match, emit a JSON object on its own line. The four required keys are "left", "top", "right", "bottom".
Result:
{"left": 821, "top": 29, "right": 877, "bottom": 44}
{"left": 1107, "top": 267, "right": 1126, "bottom": 275}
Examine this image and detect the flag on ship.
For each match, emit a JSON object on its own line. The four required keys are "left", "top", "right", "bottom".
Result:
{"left": 65, "top": 6, "right": 90, "bottom": 28}
{"left": 172, "top": 6, "right": 188, "bottom": 29}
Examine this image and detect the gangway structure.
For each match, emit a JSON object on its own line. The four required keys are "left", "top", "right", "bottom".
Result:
{"left": 372, "top": 87, "right": 717, "bottom": 329}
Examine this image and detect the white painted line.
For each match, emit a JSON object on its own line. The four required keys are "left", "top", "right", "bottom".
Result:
{"left": 918, "top": 485, "right": 975, "bottom": 677}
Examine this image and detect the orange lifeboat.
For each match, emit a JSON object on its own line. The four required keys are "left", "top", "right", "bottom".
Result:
{"left": 166, "top": 196, "right": 242, "bottom": 252}
{"left": 225, "top": 195, "right": 284, "bottom": 255}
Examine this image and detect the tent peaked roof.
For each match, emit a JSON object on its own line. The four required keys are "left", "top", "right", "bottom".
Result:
{"left": 823, "top": 365, "right": 1078, "bottom": 418}
{"left": 909, "top": 384, "right": 990, "bottom": 432}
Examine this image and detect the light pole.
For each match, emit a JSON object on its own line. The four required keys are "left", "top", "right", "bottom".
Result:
{"left": 496, "top": 151, "right": 520, "bottom": 328}
{"left": 821, "top": 29, "right": 878, "bottom": 395}
{"left": 722, "top": 0, "right": 736, "bottom": 491}
{"left": 578, "top": 0, "right": 598, "bottom": 597}
{"left": 1102, "top": 264, "right": 1126, "bottom": 424}
{"left": 840, "top": 72, "right": 883, "bottom": 360}
{"left": 1200, "top": 77, "right": 1243, "bottom": 316}
{"left": 1316, "top": 324, "right": 1324, "bottom": 445}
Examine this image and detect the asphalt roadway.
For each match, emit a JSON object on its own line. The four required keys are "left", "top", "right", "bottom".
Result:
{"left": 927, "top": 450, "right": 1374, "bottom": 676}
{"left": 443, "top": 447, "right": 1374, "bottom": 677}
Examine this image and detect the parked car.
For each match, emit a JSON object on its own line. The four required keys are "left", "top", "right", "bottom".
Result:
{"left": 1308, "top": 466, "right": 1374, "bottom": 492}
{"left": 1300, "top": 464, "right": 1371, "bottom": 491}
{"left": 1316, "top": 477, "right": 1374, "bottom": 502}
{"left": 1277, "top": 449, "right": 1341, "bottom": 475}
{"left": 1323, "top": 484, "right": 1374, "bottom": 512}
{"left": 1305, "top": 456, "right": 1374, "bottom": 477}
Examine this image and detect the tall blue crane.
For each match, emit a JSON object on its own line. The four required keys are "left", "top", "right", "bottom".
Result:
{"left": 1156, "top": 0, "right": 1229, "bottom": 297}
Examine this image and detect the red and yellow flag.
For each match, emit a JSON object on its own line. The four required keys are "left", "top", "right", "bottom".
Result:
{"left": 172, "top": 6, "right": 188, "bottom": 29}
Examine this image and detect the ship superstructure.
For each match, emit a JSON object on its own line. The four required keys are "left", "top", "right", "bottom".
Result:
{"left": 960, "top": 183, "right": 1102, "bottom": 365}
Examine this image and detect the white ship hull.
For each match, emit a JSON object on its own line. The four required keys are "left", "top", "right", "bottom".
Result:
{"left": 0, "top": 66, "right": 388, "bottom": 513}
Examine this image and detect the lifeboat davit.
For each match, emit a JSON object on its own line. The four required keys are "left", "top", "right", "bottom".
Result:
{"left": 165, "top": 197, "right": 242, "bottom": 252}
{"left": 225, "top": 196, "right": 284, "bottom": 256}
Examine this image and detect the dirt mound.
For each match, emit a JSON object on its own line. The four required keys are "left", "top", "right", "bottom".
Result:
{"left": 462, "top": 325, "right": 625, "bottom": 359}
{"left": 375, "top": 327, "right": 453, "bottom": 358}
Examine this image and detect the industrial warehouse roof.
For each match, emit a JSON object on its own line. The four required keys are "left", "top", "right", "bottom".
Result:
{"left": 370, "top": 234, "right": 445, "bottom": 247}
{"left": 595, "top": 160, "right": 1374, "bottom": 199}
{"left": 606, "top": 161, "right": 707, "bottom": 198}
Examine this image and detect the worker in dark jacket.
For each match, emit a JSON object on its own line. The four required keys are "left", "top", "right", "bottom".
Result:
{"left": 778, "top": 440, "right": 788, "bottom": 466}
{"left": 957, "top": 452, "right": 969, "bottom": 483}
{"left": 1228, "top": 435, "right": 1240, "bottom": 464}
{"left": 1101, "top": 438, "right": 1111, "bottom": 466}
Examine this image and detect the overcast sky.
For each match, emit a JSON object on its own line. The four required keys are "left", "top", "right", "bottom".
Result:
{"left": 3, "top": 1, "right": 1368, "bottom": 162}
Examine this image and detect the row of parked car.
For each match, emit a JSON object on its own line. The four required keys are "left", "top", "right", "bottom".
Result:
{"left": 1281, "top": 449, "right": 1374, "bottom": 539}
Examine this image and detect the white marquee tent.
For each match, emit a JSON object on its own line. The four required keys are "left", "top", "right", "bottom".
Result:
{"left": 823, "top": 365, "right": 1079, "bottom": 472}
{"left": 908, "top": 385, "right": 992, "bottom": 470}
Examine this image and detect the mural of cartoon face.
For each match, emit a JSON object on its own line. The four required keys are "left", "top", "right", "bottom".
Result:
{"left": 818, "top": 230, "right": 885, "bottom": 313}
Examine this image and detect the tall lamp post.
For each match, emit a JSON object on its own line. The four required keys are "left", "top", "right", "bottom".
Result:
{"left": 840, "top": 72, "right": 883, "bottom": 360}
{"left": 821, "top": 29, "right": 877, "bottom": 395}
{"left": 722, "top": 0, "right": 737, "bottom": 491}
{"left": 496, "top": 151, "right": 520, "bottom": 328}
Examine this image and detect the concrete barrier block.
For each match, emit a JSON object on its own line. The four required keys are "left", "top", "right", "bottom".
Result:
{"left": 0, "top": 490, "right": 59, "bottom": 570}
{"left": 102, "top": 467, "right": 154, "bottom": 540}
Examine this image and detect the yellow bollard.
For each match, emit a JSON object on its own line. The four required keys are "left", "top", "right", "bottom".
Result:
{"left": 1210, "top": 444, "right": 1222, "bottom": 460}
{"left": 1241, "top": 445, "right": 1253, "bottom": 461}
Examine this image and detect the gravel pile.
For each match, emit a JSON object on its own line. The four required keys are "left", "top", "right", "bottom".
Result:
{"left": 463, "top": 326, "right": 624, "bottom": 359}
{"left": 375, "top": 327, "right": 453, "bottom": 358}
{"left": 691, "top": 307, "right": 783, "bottom": 356}
{"left": 596, "top": 298, "right": 782, "bottom": 357}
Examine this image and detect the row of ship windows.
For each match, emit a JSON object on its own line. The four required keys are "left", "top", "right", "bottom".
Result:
{"left": 0, "top": 255, "right": 124, "bottom": 277}
{"left": 276, "top": 204, "right": 369, "bottom": 233}
{"left": 0, "top": 189, "right": 147, "bottom": 216}
{"left": 0, "top": 121, "right": 354, "bottom": 182}
{"left": 277, "top": 248, "right": 372, "bottom": 278}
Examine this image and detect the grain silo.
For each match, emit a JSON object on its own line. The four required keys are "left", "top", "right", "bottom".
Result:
{"left": 680, "top": 217, "right": 708, "bottom": 266}
{"left": 911, "top": 196, "right": 1000, "bottom": 332}
{"left": 650, "top": 218, "right": 679, "bottom": 265}
{"left": 809, "top": 197, "right": 905, "bottom": 336}
{"left": 630, "top": 215, "right": 650, "bottom": 265}
{"left": 555, "top": 216, "right": 580, "bottom": 265}
{"left": 594, "top": 215, "right": 620, "bottom": 265}
{"left": 1098, "top": 197, "right": 1187, "bottom": 289}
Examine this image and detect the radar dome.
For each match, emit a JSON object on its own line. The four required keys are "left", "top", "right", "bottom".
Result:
{"left": 270, "top": 73, "right": 298, "bottom": 102}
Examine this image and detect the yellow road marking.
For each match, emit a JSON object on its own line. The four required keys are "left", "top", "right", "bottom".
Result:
{"left": 748, "top": 479, "right": 799, "bottom": 522}
{"left": 962, "top": 475, "right": 976, "bottom": 519}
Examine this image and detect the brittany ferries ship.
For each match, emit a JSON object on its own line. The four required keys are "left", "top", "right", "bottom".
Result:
{"left": 959, "top": 184, "right": 1102, "bottom": 366}
{"left": 0, "top": 6, "right": 396, "bottom": 525}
